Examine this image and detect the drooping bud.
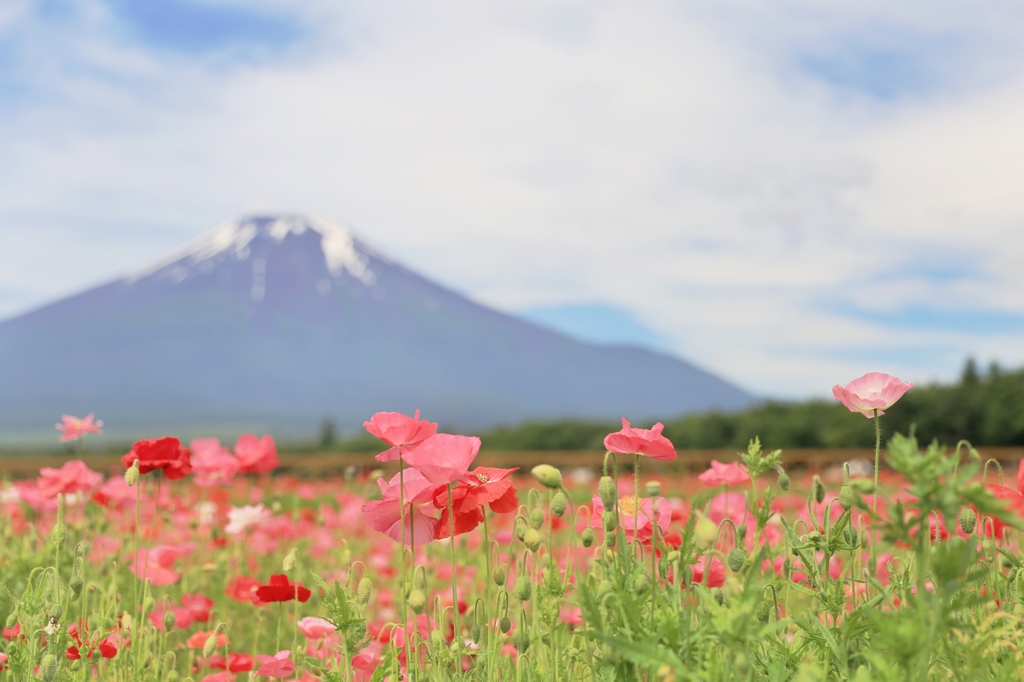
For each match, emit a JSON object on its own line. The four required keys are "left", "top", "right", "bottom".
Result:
{"left": 492, "top": 566, "right": 507, "bottom": 587}
{"left": 727, "top": 548, "right": 746, "bottom": 573}
{"left": 551, "top": 492, "right": 567, "bottom": 518}
{"left": 713, "top": 590, "right": 724, "bottom": 606}
{"left": 515, "top": 576, "right": 532, "bottom": 602}
{"left": 605, "top": 531, "right": 616, "bottom": 548}
{"left": 50, "top": 603, "right": 64, "bottom": 622}
{"left": 515, "top": 521, "right": 527, "bottom": 542}
{"left": 531, "top": 465, "right": 563, "bottom": 489}
{"left": 735, "top": 524, "right": 747, "bottom": 542}
{"left": 756, "top": 600, "right": 771, "bottom": 624}
{"left": 515, "top": 629, "right": 530, "bottom": 652}
{"left": 470, "top": 623, "right": 482, "bottom": 644}
{"left": 959, "top": 507, "right": 977, "bottom": 535}
{"left": 163, "top": 610, "right": 176, "bottom": 631}
{"left": 499, "top": 616, "right": 512, "bottom": 633}
{"left": 602, "top": 511, "right": 617, "bottom": 533}
{"left": 778, "top": 472, "right": 790, "bottom": 491}
{"left": 69, "top": 575, "right": 84, "bottom": 597}
{"left": 40, "top": 653, "right": 58, "bottom": 681}
{"left": 202, "top": 634, "right": 218, "bottom": 657}
{"left": 839, "top": 485, "right": 854, "bottom": 511}
{"left": 580, "top": 528, "right": 595, "bottom": 548}
{"left": 407, "top": 589, "right": 427, "bottom": 614}
{"left": 645, "top": 481, "right": 661, "bottom": 498}
{"left": 529, "top": 508, "right": 545, "bottom": 530}
{"left": 812, "top": 475, "right": 825, "bottom": 504}
{"left": 523, "top": 529, "right": 542, "bottom": 553}
{"left": 357, "top": 577, "right": 373, "bottom": 605}
{"left": 598, "top": 476, "right": 616, "bottom": 508}
{"left": 215, "top": 622, "right": 227, "bottom": 635}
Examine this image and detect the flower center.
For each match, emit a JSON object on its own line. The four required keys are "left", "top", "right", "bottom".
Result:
{"left": 476, "top": 473, "right": 490, "bottom": 483}
{"left": 618, "top": 496, "right": 638, "bottom": 517}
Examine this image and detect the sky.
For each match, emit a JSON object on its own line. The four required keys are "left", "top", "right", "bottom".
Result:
{"left": 2, "top": 0, "right": 1024, "bottom": 400}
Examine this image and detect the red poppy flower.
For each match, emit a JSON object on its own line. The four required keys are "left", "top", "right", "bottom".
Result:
{"left": 65, "top": 621, "right": 117, "bottom": 661}
{"left": 208, "top": 652, "right": 255, "bottom": 672}
{"left": 121, "top": 437, "right": 192, "bottom": 480}
{"left": 254, "top": 574, "right": 311, "bottom": 604}
{"left": 431, "top": 467, "right": 519, "bottom": 539}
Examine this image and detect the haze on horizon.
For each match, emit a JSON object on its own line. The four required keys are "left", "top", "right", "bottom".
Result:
{"left": 2, "top": 1, "right": 1024, "bottom": 400}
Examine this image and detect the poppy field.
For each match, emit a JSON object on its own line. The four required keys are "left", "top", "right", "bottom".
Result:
{"left": 4, "top": 372, "right": 1024, "bottom": 681}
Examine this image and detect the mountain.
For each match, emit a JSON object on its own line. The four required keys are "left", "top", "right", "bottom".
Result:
{"left": 0, "top": 215, "right": 754, "bottom": 442}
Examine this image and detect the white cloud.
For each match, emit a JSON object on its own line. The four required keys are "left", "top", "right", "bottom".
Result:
{"left": 2, "top": 0, "right": 1024, "bottom": 397}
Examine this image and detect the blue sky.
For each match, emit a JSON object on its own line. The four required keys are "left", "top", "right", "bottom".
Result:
{"left": 2, "top": 0, "right": 1024, "bottom": 398}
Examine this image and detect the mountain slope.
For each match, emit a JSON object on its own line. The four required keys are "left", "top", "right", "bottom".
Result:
{"left": 0, "top": 215, "right": 754, "bottom": 440}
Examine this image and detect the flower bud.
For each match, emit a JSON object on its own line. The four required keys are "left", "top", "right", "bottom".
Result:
{"left": 735, "top": 524, "right": 747, "bottom": 542}
{"left": 470, "top": 623, "right": 482, "bottom": 644}
{"left": 959, "top": 507, "right": 977, "bottom": 535}
{"left": 408, "top": 589, "right": 427, "bottom": 614}
{"left": 163, "top": 610, "right": 176, "bottom": 630}
{"left": 515, "top": 575, "right": 532, "bottom": 601}
{"left": 531, "top": 464, "right": 563, "bottom": 489}
{"left": 515, "top": 522, "right": 527, "bottom": 542}
{"left": 125, "top": 460, "right": 140, "bottom": 487}
{"left": 523, "top": 529, "right": 542, "bottom": 553}
{"left": 431, "top": 630, "right": 445, "bottom": 648}
{"left": 551, "top": 492, "right": 567, "bottom": 518}
{"left": 357, "top": 577, "right": 373, "bottom": 605}
{"left": 658, "top": 558, "right": 668, "bottom": 579}
{"left": 713, "top": 590, "right": 725, "bottom": 606}
{"left": 70, "top": 574, "right": 84, "bottom": 597}
{"left": 121, "top": 613, "right": 134, "bottom": 633}
{"left": 529, "top": 508, "right": 545, "bottom": 530}
{"left": 50, "top": 604, "right": 64, "bottom": 622}
{"left": 645, "top": 481, "right": 661, "bottom": 497}
{"left": 202, "top": 634, "right": 218, "bottom": 657}
{"left": 580, "top": 528, "right": 595, "bottom": 548}
{"left": 777, "top": 472, "right": 790, "bottom": 491}
{"left": 215, "top": 622, "right": 227, "bottom": 635}
{"left": 492, "top": 566, "right": 507, "bottom": 587}
{"left": 499, "top": 616, "right": 512, "bottom": 633}
{"left": 812, "top": 475, "right": 825, "bottom": 504}
{"left": 598, "top": 476, "right": 616, "bottom": 508}
{"left": 602, "top": 511, "right": 617, "bottom": 533}
{"left": 515, "top": 629, "right": 530, "bottom": 652}
{"left": 839, "top": 485, "right": 854, "bottom": 511}
{"left": 4, "top": 610, "right": 16, "bottom": 629}
{"left": 40, "top": 653, "right": 58, "bottom": 681}
{"left": 605, "top": 531, "right": 616, "bottom": 549}
{"left": 727, "top": 548, "right": 746, "bottom": 573}
{"left": 756, "top": 600, "right": 771, "bottom": 624}
{"left": 842, "top": 462, "right": 851, "bottom": 486}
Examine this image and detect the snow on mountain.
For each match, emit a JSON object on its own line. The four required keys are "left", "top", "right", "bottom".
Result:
{"left": 0, "top": 214, "right": 755, "bottom": 442}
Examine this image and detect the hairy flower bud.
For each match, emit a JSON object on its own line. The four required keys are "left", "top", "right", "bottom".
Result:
{"left": 756, "top": 600, "right": 771, "bottom": 624}
{"left": 357, "top": 577, "right": 373, "bottom": 605}
{"left": 529, "top": 508, "right": 545, "bottom": 530}
{"left": 531, "top": 464, "right": 563, "bottom": 489}
{"left": 515, "top": 629, "right": 530, "bottom": 652}
{"left": 408, "top": 589, "right": 427, "bottom": 614}
{"left": 550, "top": 492, "right": 567, "bottom": 518}
{"left": 580, "top": 528, "right": 595, "bottom": 548}
{"left": 50, "top": 604, "right": 64, "bottom": 622}
{"left": 282, "top": 548, "right": 297, "bottom": 572}
{"left": 645, "top": 481, "right": 661, "bottom": 497}
{"left": 515, "top": 521, "right": 527, "bottom": 542}
{"left": 523, "top": 529, "right": 542, "bottom": 553}
{"left": 598, "top": 476, "right": 616, "bottom": 508}
{"left": 713, "top": 590, "right": 725, "bottom": 606}
{"left": 40, "top": 654, "right": 58, "bottom": 681}
{"left": 125, "top": 460, "right": 140, "bottom": 487}
{"left": 515, "top": 576, "right": 532, "bottom": 601}
{"left": 602, "top": 511, "right": 617, "bottom": 533}
{"left": 4, "top": 611, "right": 16, "bottom": 629}
{"left": 812, "top": 475, "right": 825, "bottom": 504}
{"left": 492, "top": 566, "right": 507, "bottom": 587}
{"left": 69, "top": 574, "right": 84, "bottom": 597}
{"left": 499, "top": 616, "right": 512, "bottom": 634}
{"left": 727, "top": 548, "right": 746, "bottom": 573}
{"left": 735, "top": 524, "right": 747, "bottom": 543}
{"left": 202, "top": 634, "right": 218, "bottom": 658}
{"left": 163, "top": 610, "right": 177, "bottom": 631}
{"left": 605, "top": 531, "right": 616, "bottom": 549}
{"left": 470, "top": 623, "right": 482, "bottom": 644}
{"left": 839, "top": 485, "right": 854, "bottom": 511}
{"left": 959, "top": 507, "right": 977, "bottom": 535}
{"left": 778, "top": 472, "right": 790, "bottom": 491}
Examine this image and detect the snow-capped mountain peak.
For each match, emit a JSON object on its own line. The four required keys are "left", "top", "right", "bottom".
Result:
{"left": 127, "top": 214, "right": 375, "bottom": 286}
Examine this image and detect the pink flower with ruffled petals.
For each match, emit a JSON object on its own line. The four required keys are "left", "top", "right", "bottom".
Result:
{"left": 364, "top": 410, "right": 438, "bottom": 462}
{"left": 55, "top": 414, "right": 102, "bottom": 442}
{"left": 402, "top": 434, "right": 479, "bottom": 486}
{"left": 234, "top": 434, "right": 278, "bottom": 474}
{"left": 130, "top": 544, "right": 194, "bottom": 586}
{"left": 832, "top": 372, "right": 915, "bottom": 418}
{"left": 698, "top": 460, "right": 750, "bottom": 487}
{"left": 297, "top": 617, "right": 337, "bottom": 640}
{"left": 256, "top": 650, "right": 294, "bottom": 678}
{"left": 604, "top": 418, "right": 676, "bottom": 461}
{"left": 36, "top": 460, "right": 103, "bottom": 498}
{"left": 190, "top": 438, "right": 240, "bottom": 487}
{"left": 361, "top": 469, "right": 440, "bottom": 546}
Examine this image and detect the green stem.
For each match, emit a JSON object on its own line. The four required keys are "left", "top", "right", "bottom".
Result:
{"left": 872, "top": 409, "right": 881, "bottom": 580}
{"left": 633, "top": 454, "right": 640, "bottom": 546}
{"left": 447, "top": 483, "right": 460, "bottom": 650}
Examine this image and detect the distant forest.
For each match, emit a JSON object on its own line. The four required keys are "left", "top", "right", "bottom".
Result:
{"left": 321, "top": 359, "right": 1024, "bottom": 451}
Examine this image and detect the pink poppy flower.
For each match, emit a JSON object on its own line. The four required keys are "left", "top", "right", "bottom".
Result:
{"left": 698, "top": 460, "right": 751, "bottom": 488}
{"left": 55, "top": 414, "right": 103, "bottom": 442}
{"left": 590, "top": 494, "right": 671, "bottom": 544}
{"left": 191, "top": 438, "right": 240, "bottom": 488}
{"left": 36, "top": 460, "right": 103, "bottom": 498}
{"left": 689, "top": 555, "right": 726, "bottom": 588}
{"left": 297, "top": 617, "right": 337, "bottom": 640}
{"left": 361, "top": 469, "right": 440, "bottom": 546}
{"left": 364, "top": 410, "right": 438, "bottom": 462}
{"left": 832, "top": 372, "right": 915, "bottom": 418}
{"left": 234, "top": 434, "right": 279, "bottom": 474}
{"left": 604, "top": 418, "right": 676, "bottom": 461}
{"left": 402, "top": 434, "right": 479, "bottom": 486}
{"left": 130, "top": 543, "right": 194, "bottom": 586}
{"left": 256, "top": 650, "right": 295, "bottom": 678}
